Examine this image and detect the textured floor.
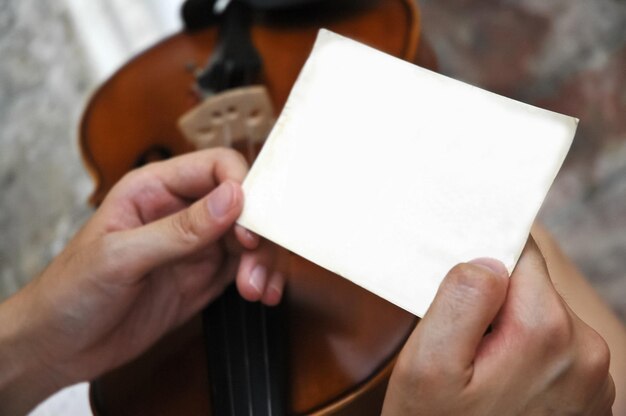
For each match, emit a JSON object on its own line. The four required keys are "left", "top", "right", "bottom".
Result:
{"left": 0, "top": 0, "right": 625, "bottom": 324}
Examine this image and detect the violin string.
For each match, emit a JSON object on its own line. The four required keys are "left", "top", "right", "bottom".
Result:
{"left": 240, "top": 295, "right": 254, "bottom": 415}
{"left": 244, "top": 112, "right": 257, "bottom": 162}
{"left": 220, "top": 297, "right": 237, "bottom": 415}
{"left": 223, "top": 119, "right": 233, "bottom": 149}
{"left": 261, "top": 305, "right": 273, "bottom": 416}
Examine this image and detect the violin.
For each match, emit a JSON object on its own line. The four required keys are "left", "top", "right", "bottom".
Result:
{"left": 79, "top": 0, "right": 437, "bottom": 414}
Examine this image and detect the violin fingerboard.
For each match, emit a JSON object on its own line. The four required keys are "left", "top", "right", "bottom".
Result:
{"left": 203, "top": 285, "right": 287, "bottom": 416}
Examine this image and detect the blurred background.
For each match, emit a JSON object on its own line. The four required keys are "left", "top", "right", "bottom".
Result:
{"left": 1, "top": 0, "right": 625, "bottom": 325}
{"left": 1, "top": 0, "right": 625, "bottom": 413}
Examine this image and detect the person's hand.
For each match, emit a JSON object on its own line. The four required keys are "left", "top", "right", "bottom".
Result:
{"left": 382, "top": 238, "right": 615, "bottom": 415}
{"left": 0, "top": 148, "right": 285, "bottom": 414}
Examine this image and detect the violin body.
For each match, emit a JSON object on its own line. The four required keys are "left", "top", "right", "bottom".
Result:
{"left": 80, "top": 0, "right": 432, "bottom": 206}
{"left": 91, "top": 260, "right": 415, "bottom": 415}
{"left": 80, "top": 1, "right": 436, "bottom": 414}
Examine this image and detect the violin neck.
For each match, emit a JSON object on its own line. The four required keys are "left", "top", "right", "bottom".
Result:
{"left": 203, "top": 285, "right": 287, "bottom": 415}
{"left": 196, "top": 3, "right": 286, "bottom": 413}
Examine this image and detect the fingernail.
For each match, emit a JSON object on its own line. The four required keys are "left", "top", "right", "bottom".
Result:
{"left": 269, "top": 272, "right": 284, "bottom": 296}
{"left": 245, "top": 229, "right": 258, "bottom": 243}
{"left": 249, "top": 265, "right": 266, "bottom": 295}
{"left": 207, "top": 182, "right": 235, "bottom": 219}
{"left": 469, "top": 258, "right": 509, "bottom": 278}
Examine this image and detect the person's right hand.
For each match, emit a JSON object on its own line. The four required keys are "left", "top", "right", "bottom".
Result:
{"left": 0, "top": 148, "right": 284, "bottom": 415}
{"left": 382, "top": 238, "right": 615, "bottom": 415}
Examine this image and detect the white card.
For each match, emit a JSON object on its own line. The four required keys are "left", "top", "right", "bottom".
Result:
{"left": 237, "top": 29, "right": 577, "bottom": 317}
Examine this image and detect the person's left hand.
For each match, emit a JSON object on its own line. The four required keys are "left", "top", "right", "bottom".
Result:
{"left": 382, "top": 239, "right": 615, "bottom": 415}
{"left": 0, "top": 148, "right": 285, "bottom": 414}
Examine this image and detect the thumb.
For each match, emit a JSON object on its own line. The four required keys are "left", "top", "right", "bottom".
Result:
{"left": 108, "top": 181, "right": 244, "bottom": 278}
{"left": 403, "top": 259, "right": 509, "bottom": 380}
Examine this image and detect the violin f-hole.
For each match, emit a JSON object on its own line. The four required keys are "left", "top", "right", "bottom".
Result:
{"left": 134, "top": 145, "right": 174, "bottom": 168}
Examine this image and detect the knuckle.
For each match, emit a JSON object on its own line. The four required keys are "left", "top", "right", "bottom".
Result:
{"left": 606, "top": 375, "right": 616, "bottom": 408}
{"left": 213, "top": 147, "right": 248, "bottom": 168}
{"left": 118, "top": 166, "right": 154, "bottom": 190}
{"left": 93, "top": 234, "right": 128, "bottom": 279}
{"left": 537, "top": 305, "right": 574, "bottom": 353}
{"left": 519, "top": 301, "right": 573, "bottom": 356}
{"left": 394, "top": 340, "right": 456, "bottom": 390}
{"left": 580, "top": 329, "right": 611, "bottom": 382}
{"left": 170, "top": 208, "right": 203, "bottom": 247}
{"left": 393, "top": 353, "right": 440, "bottom": 389}
{"left": 392, "top": 354, "right": 418, "bottom": 384}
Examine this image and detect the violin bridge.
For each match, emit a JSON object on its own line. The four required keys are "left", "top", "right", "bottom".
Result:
{"left": 178, "top": 85, "right": 275, "bottom": 152}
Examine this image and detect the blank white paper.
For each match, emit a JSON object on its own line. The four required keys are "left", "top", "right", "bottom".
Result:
{"left": 237, "top": 29, "right": 577, "bottom": 317}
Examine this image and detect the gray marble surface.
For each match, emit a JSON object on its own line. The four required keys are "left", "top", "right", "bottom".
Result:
{"left": 420, "top": 0, "right": 626, "bottom": 322}
{"left": 0, "top": 0, "right": 94, "bottom": 296}
{"left": 0, "top": 0, "right": 625, "bottom": 324}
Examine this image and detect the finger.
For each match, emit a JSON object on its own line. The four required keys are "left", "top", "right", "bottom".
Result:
{"left": 237, "top": 255, "right": 268, "bottom": 301}
{"left": 98, "top": 148, "right": 248, "bottom": 228}
{"left": 572, "top": 320, "right": 614, "bottom": 411}
{"left": 514, "top": 237, "right": 554, "bottom": 289}
{"left": 106, "top": 181, "right": 243, "bottom": 280}
{"left": 235, "top": 225, "right": 260, "bottom": 250}
{"left": 223, "top": 226, "right": 261, "bottom": 255}
{"left": 409, "top": 258, "right": 509, "bottom": 378}
{"left": 575, "top": 367, "right": 615, "bottom": 416}
{"left": 236, "top": 242, "right": 278, "bottom": 301}
{"left": 149, "top": 148, "right": 249, "bottom": 200}
{"left": 592, "top": 373, "right": 616, "bottom": 416}
{"left": 496, "top": 237, "right": 560, "bottom": 327}
{"left": 475, "top": 238, "right": 574, "bottom": 380}
{"left": 604, "top": 374, "right": 616, "bottom": 415}
{"left": 261, "top": 271, "right": 285, "bottom": 306}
